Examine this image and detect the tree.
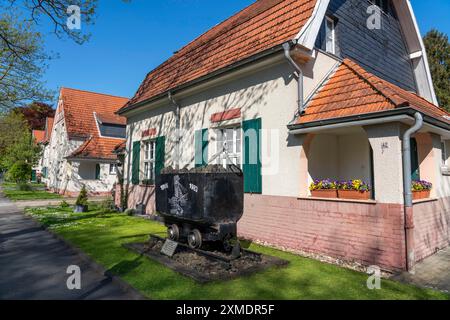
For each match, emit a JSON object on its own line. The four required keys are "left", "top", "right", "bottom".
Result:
{"left": 1, "top": 0, "right": 98, "bottom": 54}
{"left": 423, "top": 29, "right": 450, "bottom": 111}
{"left": 0, "top": 14, "right": 54, "bottom": 112}
{"left": 0, "top": 111, "right": 41, "bottom": 170}
{"left": 15, "top": 102, "right": 55, "bottom": 130}
{"left": 6, "top": 160, "right": 32, "bottom": 183}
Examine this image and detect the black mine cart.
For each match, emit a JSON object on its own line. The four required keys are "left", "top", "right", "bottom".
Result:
{"left": 155, "top": 165, "right": 244, "bottom": 250}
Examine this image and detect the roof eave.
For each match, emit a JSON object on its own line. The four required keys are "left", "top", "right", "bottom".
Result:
{"left": 288, "top": 107, "right": 450, "bottom": 133}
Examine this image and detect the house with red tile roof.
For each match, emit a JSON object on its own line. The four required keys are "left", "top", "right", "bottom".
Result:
{"left": 44, "top": 87, "right": 128, "bottom": 196}
{"left": 116, "top": 0, "right": 450, "bottom": 272}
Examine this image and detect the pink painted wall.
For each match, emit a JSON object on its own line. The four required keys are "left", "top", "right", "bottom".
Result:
{"left": 414, "top": 197, "right": 450, "bottom": 262}
{"left": 115, "top": 184, "right": 155, "bottom": 214}
{"left": 238, "top": 194, "right": 407, "bottom": 271}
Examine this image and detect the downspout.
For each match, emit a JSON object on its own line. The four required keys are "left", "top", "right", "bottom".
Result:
{"left": 168, "top": 91, "right": 181, "bottom": 170}
{"left": 282, "top": 41, "right": 304, "bottom": 115}
{"left": 402, "top": 112, "right": 423, "bottom": 273}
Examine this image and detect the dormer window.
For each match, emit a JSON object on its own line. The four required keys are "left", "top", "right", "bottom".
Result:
{"left": 325, "top": 16, "right": 336, "bottom": 55}
{"left": 94, "top": 112, "right": 126, "bottom": 139}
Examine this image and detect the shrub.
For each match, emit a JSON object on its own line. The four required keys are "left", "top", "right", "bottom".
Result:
{"left": 124, "top": 208, "right": 135, "bottom": 216}
{"left": 7, "top": 161, "right": 31, "bottom": 184}
{"left": 100, "top": 198, "right": 116, "bottom": 213}
{"left": 17, "top": 183, "right": 32, "bottom": 191}
{"left": 75, "top": 185, "right": 89, "bottom": 207}
{"left": 309, "top": 179, "right": 337, "bottom": 191}
{"left": 338, "top": 179, "right": 371, "bottom": 192}
{"left": 412, "top": 180, "right": 433, "bottom": 191}
{"left": 59, "top": 200, "right": 70, "bottom": 208}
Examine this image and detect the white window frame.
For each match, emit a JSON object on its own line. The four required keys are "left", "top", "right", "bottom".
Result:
{"left": 109, "top": 163, "right": 118, "bottom": 175}
{"left": 143, "top": 139, "right": 156, "bottom": 183}
{"left": 325, "top": 16, "right": 336, "bottom": 55}
{"left": 216, "top": 126, "right": 242, "bottom": 168}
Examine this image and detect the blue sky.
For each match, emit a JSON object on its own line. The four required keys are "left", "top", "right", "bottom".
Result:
{"left": 39, "top": 0, "right": 450, "bottom": 103}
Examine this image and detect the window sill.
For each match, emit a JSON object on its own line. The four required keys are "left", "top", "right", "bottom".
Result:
{"left": 297, "top": 196, "right": 377, "bottom": 205}
{"left": 413, "top": 198, "right": 437, "bottom": 204}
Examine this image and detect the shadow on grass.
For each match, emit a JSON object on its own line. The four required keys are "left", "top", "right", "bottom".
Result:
{"left": 106, "top": 256, "right": 143, "bottom": 277}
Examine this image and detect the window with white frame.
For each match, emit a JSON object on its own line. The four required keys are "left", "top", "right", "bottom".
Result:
{"left": 325, "top": 16, "right": 336, "bottom": 55}
{"left": 109, "top": 163, "right": 118, "bottom": 175}
{"left": 144, "top": 140, "right": 156, "bottom": 183}
{"left": 216, "top": 127, "right": 241, "bottom": 167}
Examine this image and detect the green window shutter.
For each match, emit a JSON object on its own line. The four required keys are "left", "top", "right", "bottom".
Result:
{"left": 131, "top": 141, "right": 141, "bottom": 185}
{"left": 155, "top": 136, "right": 166, "bottom": 176}
{"left": 95, "top": 164, "right": 101, "bottom": 180}
{"left": 242, "top": 118, "right": 262, "bottom": 194}
{"left": 195, "top": 129, "right": 208, "bottom": 167}
{"left": 411, "top": 138, "right": 420, "bottom": 181}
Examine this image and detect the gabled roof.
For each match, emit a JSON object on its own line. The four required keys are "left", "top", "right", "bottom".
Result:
{"left": 57, "top": 87, "right": 128, "bottom": 161}
{"left": 69, "top": 136, "right": 123, "bottom": 161}
{"left": 43, "top": 117, "right": 54, "bottom": 143}
{"left": 119, "top": 0, "right": 317, "bottom": 113}
{"left": 32, "top": 130, "right": 45, "bottom": 144}
{"left": 296, "top": 59, "right": 450, "bottom": 125}
{"left": 59, "top": 87, "right": 128, "bottom": 139}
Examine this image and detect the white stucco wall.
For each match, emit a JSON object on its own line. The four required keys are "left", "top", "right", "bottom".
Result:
{"left": 364, "top": 123, "right": 404, "bottom": 204}
{"left": 67, "top": 161, "right": 117, "bottom": 194}
{"left": 307, "top": 131, "right": 371, "bottom": 184}
{"left": 123, "top": 51, "right": 338, "bottom": 198}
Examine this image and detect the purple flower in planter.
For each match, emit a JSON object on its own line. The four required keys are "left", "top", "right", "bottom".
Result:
{"left": 412, "top": 180, "right": 433, "bottom": 191}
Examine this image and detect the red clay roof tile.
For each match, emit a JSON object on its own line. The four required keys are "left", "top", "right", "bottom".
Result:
{"left": 43, "top": 117, "right": 54, "bottom": 143}
{"left": 299, "top": 59, "right": 450, "bottom": 125}
{"left": 32, "top": 130, "right": 45, "bottom": 144}
{"left": 58, "top": 88, "right": 128, "bottom": 160}
{"left": 69, "top": 136, "right": 124, "bottom": 160}
{"left": 122, "top": 0, "right": 317, "bottom": 111}
{"left": 60, "top": 87, "right": 129, "bottom": 139}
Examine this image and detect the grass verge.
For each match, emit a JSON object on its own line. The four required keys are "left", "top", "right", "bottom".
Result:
{"left": 1, "top": 183, "right": 62, "bottom": 201}
{"left": 26, "top": 206, "right": 449, "bottom": 300}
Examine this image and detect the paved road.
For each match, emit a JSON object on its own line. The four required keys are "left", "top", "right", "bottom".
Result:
{"left": 0, "top": 190, "right": 142, "bottom": 300}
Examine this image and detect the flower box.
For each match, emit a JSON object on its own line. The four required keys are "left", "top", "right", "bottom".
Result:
{"left": 413, "top": 190, "right": 431, "bottom": 201}
{"left": 338, "top": 190, "right": 371, "bottom": 200}
{"left": 311, "top": 189, "right": 338, "bottom": 198}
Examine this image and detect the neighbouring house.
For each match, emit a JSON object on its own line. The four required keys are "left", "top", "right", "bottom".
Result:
{"left": 31, "top": 129, "right": 46, "bottom": 182}
{"left": 45, "top": 87, "right": 129, "bottom": 196}
{"left": 37, "top": 116, "right": 55, "bottom": 184}
{"left": 115, "top": 0, "right": 450, "bottom": 272}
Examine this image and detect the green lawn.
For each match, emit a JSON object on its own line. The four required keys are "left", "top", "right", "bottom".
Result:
{"left": 26, "top": 206, "right": 449, "bottom": 300}
{"left": 1, "top": 183, "right": 62, "bottom": 201}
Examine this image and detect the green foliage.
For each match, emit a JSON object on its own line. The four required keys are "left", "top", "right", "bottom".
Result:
{"left": 75, "top": 185, "right": 88, "bottom": 207}
{"left": 423, "top": 29, "right": 450, "bottom": 111}
{"left": 124, "top": 208, "right": 135, "bottom": 216}
{"left": 0, "top": 112, "right": 41, "bottom": 170}
{"left": 100, "top": 198, "right": 116, "bottom": 214}
{"left": 59, "top": 200, "right": 70, "bottom": 208}
{"left": 17, "top": 183, "right": 32, "bottom": 191}
{"left": 0, "top": 13, "right": 54, "bottom": 112}
{"left": 6, "top": 160, "right": 31, "bottom": 183}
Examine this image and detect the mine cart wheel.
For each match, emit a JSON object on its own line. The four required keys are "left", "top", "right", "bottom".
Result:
{"left": 167, "top": 224, "right": 180, "bottom": 241}
{"left": 187, "top": 229, "right": 202, "bottom": 249}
